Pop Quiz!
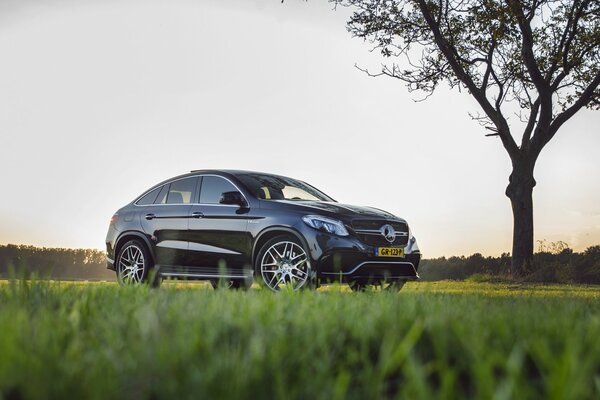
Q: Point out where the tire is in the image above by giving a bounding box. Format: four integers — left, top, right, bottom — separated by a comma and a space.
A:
255, 235, 314, 291
116, 240, 160, 287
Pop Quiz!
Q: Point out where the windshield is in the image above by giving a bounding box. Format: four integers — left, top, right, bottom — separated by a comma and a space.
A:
235, 173, 334, 202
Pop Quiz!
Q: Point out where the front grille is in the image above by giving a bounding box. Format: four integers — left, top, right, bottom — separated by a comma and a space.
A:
352, 219, 409, 247
352, 220, 408, 231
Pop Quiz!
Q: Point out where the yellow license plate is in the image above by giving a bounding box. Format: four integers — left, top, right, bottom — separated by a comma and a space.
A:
376, 247, 404, 257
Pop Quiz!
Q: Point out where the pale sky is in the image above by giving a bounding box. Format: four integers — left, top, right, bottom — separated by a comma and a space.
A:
1, 0, 599, 258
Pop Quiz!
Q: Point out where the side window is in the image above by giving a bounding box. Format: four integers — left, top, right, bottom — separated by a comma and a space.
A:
136, 186, 162, 205
154, 185, 169, 204
166, 177, 198, 204
199, 176, 238, 204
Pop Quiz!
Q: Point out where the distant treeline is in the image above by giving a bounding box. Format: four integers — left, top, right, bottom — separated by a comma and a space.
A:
420, 245, 600, 284
0, 244, 115, 281
2, 243, 600, 284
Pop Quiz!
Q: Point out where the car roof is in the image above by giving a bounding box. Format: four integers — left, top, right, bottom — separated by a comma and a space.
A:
144, 170, 290, 192
190, 169, 273, 176
189, 169, 298, 181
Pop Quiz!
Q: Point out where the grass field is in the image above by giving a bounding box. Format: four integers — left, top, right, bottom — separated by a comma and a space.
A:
1, 280, 599, 399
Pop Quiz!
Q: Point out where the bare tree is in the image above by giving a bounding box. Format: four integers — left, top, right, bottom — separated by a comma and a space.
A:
332, 0, 600, 273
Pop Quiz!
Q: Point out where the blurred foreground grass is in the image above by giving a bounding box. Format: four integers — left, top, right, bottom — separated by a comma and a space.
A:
0, 280, 599, 399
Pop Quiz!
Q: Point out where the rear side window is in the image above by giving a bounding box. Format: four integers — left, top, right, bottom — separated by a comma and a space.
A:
136, 186, 162, 205
167, 177, 198, 204
199, 176, 238, 204
154, 185, 168, 204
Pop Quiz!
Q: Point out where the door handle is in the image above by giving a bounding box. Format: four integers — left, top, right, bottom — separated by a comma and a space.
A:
145, 213, 155, 220
191, 212, 204, 219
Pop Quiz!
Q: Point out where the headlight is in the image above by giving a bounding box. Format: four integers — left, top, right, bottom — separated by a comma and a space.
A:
302, 215, 349, 236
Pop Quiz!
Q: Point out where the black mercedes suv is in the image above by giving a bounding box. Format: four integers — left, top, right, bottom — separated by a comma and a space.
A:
105, 170, 420, 291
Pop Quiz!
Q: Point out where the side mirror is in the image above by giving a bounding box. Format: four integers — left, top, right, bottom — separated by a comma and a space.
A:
219, 191, 248, 207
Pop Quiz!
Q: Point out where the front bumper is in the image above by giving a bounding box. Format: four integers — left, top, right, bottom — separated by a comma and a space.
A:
317, 250, 420, 282
297, 224, 421, 283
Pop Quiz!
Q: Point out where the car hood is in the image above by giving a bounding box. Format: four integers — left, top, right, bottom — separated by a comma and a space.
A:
269, 200, 404, 221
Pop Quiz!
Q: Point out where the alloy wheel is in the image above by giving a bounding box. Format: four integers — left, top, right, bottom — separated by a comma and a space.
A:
117, 244, 145, 284
260, 240, 310, 291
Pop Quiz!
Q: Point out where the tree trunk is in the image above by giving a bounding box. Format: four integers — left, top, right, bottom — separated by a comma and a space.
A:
505, 161, 536, 275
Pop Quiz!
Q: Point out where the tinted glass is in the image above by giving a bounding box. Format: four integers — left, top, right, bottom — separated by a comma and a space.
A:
137, 186, 161, 205
154, 185, 168, 204
200, 176, 237, 204
235, 173, 332, 201
167, 177, 197, 204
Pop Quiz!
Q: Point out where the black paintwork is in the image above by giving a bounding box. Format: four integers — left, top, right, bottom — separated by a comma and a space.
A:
105, 170, 421, 284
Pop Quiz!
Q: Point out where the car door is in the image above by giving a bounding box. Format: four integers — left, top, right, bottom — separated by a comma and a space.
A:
187, 175, 252, 274
140, 177, 199, 267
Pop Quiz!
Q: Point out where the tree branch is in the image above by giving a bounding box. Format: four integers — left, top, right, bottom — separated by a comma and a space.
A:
521, 98, 541, 149
481, 41, 496, 94
509, 0, 551, 96
417, 0, 519, 159
546, 0, 582, 79
549, 72, 600, 137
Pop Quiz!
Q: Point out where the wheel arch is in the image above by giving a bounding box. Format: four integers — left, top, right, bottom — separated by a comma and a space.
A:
252, 227, 312, 268
114, 231, 155, 265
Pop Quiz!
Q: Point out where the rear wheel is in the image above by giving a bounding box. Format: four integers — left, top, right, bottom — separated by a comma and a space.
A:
116, 240, 160, 287
255, 235, 314, 291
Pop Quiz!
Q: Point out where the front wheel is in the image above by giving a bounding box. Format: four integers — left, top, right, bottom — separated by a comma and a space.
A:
255, 235, 314, 291
116, 240, 160, 287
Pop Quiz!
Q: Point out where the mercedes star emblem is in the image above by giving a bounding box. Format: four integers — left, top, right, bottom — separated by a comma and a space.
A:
380, 224, 396, 243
